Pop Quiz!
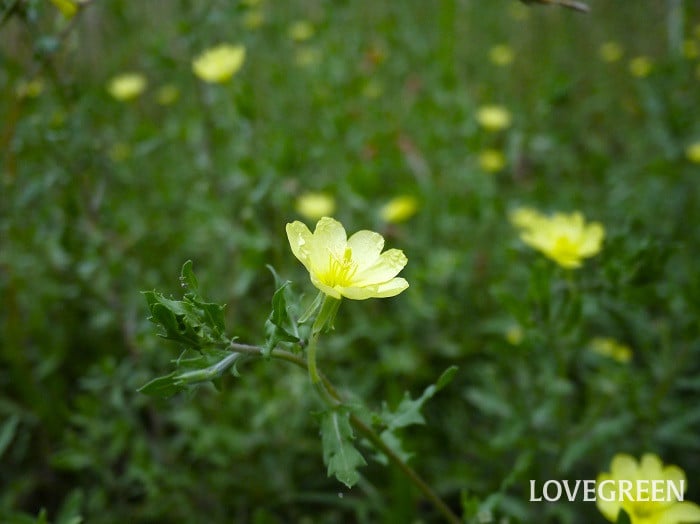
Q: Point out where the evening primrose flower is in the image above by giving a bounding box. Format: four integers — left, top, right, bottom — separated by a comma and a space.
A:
629, 56, 653, 78
380, 195, 419, 223
295, 192, 336, 220
489, 44, 514, 66
476, 105, 512, 132
509, 207, 545, 230
599, 41, 624, 63
192, 44, 245, 83
286, 217, 408, 300
597, 453, 700, 524
685, 142, 700, 164
288, 20, 314, 42
513, 210, 605, 269
107, 73, 147, 101
478, 149, 506, 173
590, 337, 632, 363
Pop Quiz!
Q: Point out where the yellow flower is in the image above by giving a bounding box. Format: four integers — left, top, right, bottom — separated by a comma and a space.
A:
288, 20, 314, 42
50, 0, 79, 18
590, 337, 632, 363
513, 210, 605, 269
380, 195, 419, 223
286, 217, 409, 300
629, 56, 653, 78
478, 149, 506, 173
476, 105, 512, 132
509, 207, 545, 230
295, 192, 336, 220
192, 44, 246, 84
683, 40, 699, 60
597, 454, 700, 524
505, 324, 524, 346
489, 44, 514, 66
156, 84, 179, 106
107, 73, 147, 101
599, 41, 624, 63
686, 142, 700, 163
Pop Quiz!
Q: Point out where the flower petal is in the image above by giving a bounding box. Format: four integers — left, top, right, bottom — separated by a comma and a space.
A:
286, 221, 313, 269
611, 454, 640, 482
596, 473, 621, 522
310, 274, 342, 300
309, 217, 347, 273
339, 277, 409, 300
354, 249, 407, 286
656, 502, 700, 524
347, 230, 384, 268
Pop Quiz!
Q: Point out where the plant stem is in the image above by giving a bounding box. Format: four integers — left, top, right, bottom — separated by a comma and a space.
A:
228, 342, 461, 524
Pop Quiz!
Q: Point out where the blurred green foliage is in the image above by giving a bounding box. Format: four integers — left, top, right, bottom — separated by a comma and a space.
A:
1, 0, 699, 522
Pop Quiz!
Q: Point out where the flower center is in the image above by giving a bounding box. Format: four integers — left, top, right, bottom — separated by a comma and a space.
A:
323, 247, 358, 287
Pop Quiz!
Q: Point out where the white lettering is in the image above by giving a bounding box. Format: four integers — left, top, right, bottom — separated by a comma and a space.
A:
651, 480, 665, 501
562, 480, 581, 501
582, 480, 596, 501
619, 480, 633, 501
598, 479, 616, 502
637, 480, 649, 502
668, 480, 685, 502
543, 480, 562, 502
530, 480, 542, 502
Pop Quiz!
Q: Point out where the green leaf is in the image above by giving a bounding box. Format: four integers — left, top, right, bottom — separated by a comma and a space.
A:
138, 373, 186, 398
319, 408, 366, 488
616, 509, 632, 524
381, 366, 457, 431
0, 414, 19, 459
179, 260, 199, 294
264, 280, 300, 356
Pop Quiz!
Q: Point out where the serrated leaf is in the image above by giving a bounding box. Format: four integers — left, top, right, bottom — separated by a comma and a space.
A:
320, 408, 366, 488
179, 260, 199, 294
138, 373, 186, 398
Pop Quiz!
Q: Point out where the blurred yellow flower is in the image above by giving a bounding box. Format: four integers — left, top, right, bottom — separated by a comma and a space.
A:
192, 44, 246, 83
686, 142, 700, 163
16, 78, 44, 98
295, 192, 336, 220
380, 195, 419, 223
288, 20, 314, 42
513, 209, 605, 269
509, 207, 544, 230
107, 73, 147, 101
683, 40, 699, 60
50, 0, 79, 18
599, 41, 623, 63
489, 44, 514, 66
597, 454, 700, 524
505, 324, 524, 345
478, 149, 506, 173
286, 217, 409, 300
156, 84, 179, 106
589, 337, 632, 363
476, 105, 512, 132
629, 56, 653, 78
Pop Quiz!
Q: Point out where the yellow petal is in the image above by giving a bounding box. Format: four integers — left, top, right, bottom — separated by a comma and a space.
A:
596, 473, 622, 522
286, 221, 313, 269
347, 230, 384, 268
657, 502, 700, 524
354, 249, 407, 286
611, 454, 640, 482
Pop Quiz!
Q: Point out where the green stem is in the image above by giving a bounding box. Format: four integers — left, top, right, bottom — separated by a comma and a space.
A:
228, 342, 461, 524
